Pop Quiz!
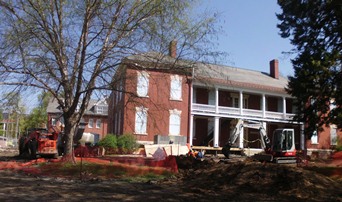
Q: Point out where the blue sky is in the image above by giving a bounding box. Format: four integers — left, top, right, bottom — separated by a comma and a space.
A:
203, 0, 295, 77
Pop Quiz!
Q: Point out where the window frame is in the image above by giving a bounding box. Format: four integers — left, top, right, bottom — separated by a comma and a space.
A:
137, 71, 149, 97
170, 75, 182, 101
330, 125, 337, 146
96, 119, 101, 129
169, 109, 181, 136
311, 130, 318, 144
135, 107, 148, 135
88, 118, 94, 128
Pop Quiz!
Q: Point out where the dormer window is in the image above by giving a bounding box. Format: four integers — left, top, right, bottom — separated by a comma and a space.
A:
96, 105, 108, 114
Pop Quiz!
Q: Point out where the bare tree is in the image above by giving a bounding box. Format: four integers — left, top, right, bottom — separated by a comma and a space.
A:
0, 0, 222, 162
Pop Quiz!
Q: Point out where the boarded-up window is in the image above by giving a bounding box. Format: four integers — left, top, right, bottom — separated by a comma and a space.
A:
169, 109, 181, 136
170, 75, 182, 100
137, 71, 149, 97
135, 107, 148, 134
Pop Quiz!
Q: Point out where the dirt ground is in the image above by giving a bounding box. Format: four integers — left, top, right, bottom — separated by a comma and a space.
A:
0, 149, 342, 202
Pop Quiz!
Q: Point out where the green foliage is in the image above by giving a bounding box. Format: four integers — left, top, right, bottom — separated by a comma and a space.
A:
335, 138, 342, 151
117, 133, 138, 152
0, 0, 221, 161
98, 134, 138, 154
98, 134, 117, 149
22, 91, 51, 130
277, 0, 342, 137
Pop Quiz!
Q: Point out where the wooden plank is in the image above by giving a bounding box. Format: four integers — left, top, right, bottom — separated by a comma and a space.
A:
192, 146, 242, 151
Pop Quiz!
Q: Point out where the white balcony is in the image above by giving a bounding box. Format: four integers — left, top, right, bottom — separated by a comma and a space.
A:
191, 103, 295, 121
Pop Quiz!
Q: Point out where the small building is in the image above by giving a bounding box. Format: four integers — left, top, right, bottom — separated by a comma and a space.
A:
47, 98, 108, 142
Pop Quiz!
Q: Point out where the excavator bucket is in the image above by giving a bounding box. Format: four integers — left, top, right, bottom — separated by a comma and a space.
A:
252, 153, 273, 162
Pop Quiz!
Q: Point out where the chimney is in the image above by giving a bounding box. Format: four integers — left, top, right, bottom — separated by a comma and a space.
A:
169, 40, 177, 58
270, 59, 279, 79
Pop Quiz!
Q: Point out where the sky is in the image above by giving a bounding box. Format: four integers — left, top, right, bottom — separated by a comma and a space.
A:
203, 0, 296, 77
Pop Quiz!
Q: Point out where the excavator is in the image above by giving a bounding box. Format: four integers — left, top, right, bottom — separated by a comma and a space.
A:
222, 119, 297, 164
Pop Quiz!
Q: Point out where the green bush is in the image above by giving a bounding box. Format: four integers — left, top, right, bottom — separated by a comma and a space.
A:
98, 134, 117, 149
117, 133, 138, 153
336, 138, 342, 151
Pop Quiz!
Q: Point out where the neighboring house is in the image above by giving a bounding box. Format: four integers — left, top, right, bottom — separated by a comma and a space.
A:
306, 99, 341, 158
108, 42, 341, 157
47, 98, 109, 141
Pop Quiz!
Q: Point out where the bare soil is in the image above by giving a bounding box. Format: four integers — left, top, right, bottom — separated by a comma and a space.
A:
0, 149, 342, 202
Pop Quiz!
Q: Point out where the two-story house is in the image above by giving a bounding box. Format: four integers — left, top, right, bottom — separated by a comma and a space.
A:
108, 42, 341, 157
108, 44, 191, 145
47, 98, 109, 142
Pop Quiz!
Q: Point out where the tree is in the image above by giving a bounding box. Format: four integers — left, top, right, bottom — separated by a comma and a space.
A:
0, 92, 25, 139
23, 91, 51, 130
0, 0, 221, 162
277, 0, 342, 138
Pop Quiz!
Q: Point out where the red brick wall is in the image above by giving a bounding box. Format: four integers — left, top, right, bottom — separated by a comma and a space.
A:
82, 115, 108, 140
47, 113, 108, 140
219, 91, 230, 107
193, 118, 208, 145
247, 94, 261, 110
195, 88, 208, 104
306, 125, 342, 150
267, 96, 278, 112
121, 68, 190, 143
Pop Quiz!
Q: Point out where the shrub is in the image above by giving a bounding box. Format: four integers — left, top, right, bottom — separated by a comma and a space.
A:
98, 134, 117, 149
336, 138, 342, 151
117, 133, 138, 154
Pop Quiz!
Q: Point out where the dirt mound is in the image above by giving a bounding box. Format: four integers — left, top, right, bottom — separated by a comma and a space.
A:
164, 159, 342, 201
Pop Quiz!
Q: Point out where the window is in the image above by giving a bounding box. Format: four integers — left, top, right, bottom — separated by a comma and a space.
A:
233, 97, 239, 108
331, 125, 337, 146
231, 93, 248, 108
135, 107, 148, 134
170, 75, 182, 100
88, 119, 94, 128
169, 109, 181, 136
96, 119, 101, 129
311, 130, 318, 144
96, 105, 108, 114
51, 118, 57, 126
137, 71, 149, 97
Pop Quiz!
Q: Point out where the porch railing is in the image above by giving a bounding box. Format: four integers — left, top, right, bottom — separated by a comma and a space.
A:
192, 103, 295, 121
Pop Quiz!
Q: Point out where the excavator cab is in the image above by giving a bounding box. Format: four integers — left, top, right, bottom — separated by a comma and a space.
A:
271, 129, 296, 158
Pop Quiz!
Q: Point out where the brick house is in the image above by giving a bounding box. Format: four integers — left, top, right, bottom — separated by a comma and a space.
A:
108, 43, 341, 157
47, 98, 108, 142
108, 47, 191, 144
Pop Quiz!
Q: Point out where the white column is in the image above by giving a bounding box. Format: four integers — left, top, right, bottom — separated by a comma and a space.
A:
189, 115, 194, 146
239, 90, 243, 115
214, 117, 220, 147
283, 97, 287, 119
262, 94, 266, 118
239, 128, 244, 148
215, 87, 219, 113
189, 83, 194, 146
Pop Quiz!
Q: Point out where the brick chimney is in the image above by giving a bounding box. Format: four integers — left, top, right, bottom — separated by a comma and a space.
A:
270, 59, 279, 79
169, 40, 177, 58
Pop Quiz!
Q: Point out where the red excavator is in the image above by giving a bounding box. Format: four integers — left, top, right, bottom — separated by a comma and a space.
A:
222, 119, 297, 163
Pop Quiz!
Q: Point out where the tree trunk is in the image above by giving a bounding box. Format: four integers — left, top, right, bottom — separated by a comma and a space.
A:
62, 122, 77, 163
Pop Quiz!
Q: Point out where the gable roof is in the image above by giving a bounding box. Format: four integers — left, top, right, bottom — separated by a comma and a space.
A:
193, 63, 288, 94
47, 98, 108, 116
122, 52, 289, 94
